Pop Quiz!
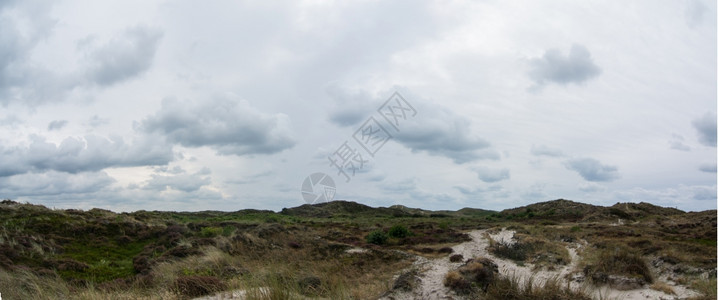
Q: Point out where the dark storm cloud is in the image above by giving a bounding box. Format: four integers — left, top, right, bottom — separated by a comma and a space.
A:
83, 26, 162, 86
692, 112, 717, 147
474, 167, 510, 183
140, 96, 295, 156
47, 120, 68, 131
0, 134, 173, 177
528, 44, 601, 87
530, 144, 565, 157
564, 158, 620, 182
393, 104, 499, 164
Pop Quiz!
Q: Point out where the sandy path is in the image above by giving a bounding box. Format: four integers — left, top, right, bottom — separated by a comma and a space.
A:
381, 229, 701, 300
195, 228, 701, 300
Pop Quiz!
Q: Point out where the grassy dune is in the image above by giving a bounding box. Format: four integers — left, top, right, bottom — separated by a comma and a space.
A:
0, 199, 714, 299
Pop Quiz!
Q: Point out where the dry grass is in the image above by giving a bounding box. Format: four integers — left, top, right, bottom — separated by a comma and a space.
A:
484, 274, 592, 300
0, 200, 714, 300
581, 247, 653, 284
487, 231, 570, 269
687, 277, 717, 300
649, 281, 675, 295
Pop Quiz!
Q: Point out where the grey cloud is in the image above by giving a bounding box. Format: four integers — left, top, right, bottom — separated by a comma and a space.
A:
0, 1, 66, 106
669, 141, 691, 151
379, 178, 417, 194
47, 120, 68, 131
522, 183, 547, 200
143, 168, 211, 192
669, 134, 691, 151
0, 134, 173, 177
141, 96, 295, 156
528, 44, 601, 87
699, 162, 717, 173
326, 85, 376, 127
226, 170, 273, 185
0, 6, 35, 100
393, 103, 499, 164
454, 184, 503, 196
83, 26, 162, 86
474, 166, 510, 183
365, 170, 387, 182
530, 144, 565, 157
692, 185, 717, 200
685, 0, 709, 27
613, 185, 717, 210
0, 171, 115, 197
153, 165, 186, 175
564, 157, 620, 182
0, 115, 22, 127
578, 182, 604, 193
692, 112, 717, 147
87, 115, 109, 128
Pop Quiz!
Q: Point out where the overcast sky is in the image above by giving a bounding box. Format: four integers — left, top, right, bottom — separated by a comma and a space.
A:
0, 0, 715, 212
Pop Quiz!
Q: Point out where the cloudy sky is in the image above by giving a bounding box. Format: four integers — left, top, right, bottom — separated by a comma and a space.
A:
0, 0, 715, 212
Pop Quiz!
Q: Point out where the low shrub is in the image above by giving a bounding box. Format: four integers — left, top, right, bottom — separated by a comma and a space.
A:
444, 257, 497, 293
366, 230, 388, 245
584, 248, 653, 285
388, 225, 410, 238
449, 254, 464, 262
438, 247, 453, 254
174, 275, 226, 297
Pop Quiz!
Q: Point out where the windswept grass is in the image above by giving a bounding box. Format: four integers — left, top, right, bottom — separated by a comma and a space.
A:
484, 275, 593, 300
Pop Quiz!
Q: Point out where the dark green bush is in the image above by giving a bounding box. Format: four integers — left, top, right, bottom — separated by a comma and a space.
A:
366, 230, 388, 245
388, 225, 410, 238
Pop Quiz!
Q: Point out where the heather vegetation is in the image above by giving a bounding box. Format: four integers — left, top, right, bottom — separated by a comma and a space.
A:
0, 199, 714, 299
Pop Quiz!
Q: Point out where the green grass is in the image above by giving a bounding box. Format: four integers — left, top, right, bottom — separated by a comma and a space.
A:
59, 239, 151, 282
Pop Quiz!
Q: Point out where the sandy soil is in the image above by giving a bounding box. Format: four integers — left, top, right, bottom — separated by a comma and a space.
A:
380, 229, 701, 300
195, 228, 702, 300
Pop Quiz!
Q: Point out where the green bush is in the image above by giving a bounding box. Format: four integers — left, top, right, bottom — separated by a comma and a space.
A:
366, 230, 388, 245
388, 225, 410, 238
200, 227, 222, 238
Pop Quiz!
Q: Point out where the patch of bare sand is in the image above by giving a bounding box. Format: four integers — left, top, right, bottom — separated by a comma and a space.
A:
381, 229, 701, 300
